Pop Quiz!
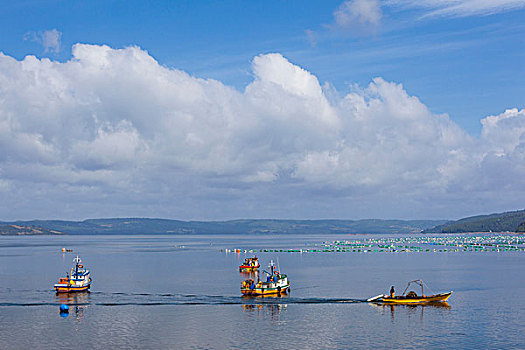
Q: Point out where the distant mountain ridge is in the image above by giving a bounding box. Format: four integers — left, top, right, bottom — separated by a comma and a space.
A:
0, 224, 63, 236
425, 209, 525, 233
4, 209, 525, 235
0, 218, 446, 235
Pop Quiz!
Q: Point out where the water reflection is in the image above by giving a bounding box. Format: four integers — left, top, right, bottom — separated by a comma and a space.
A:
242, 303, 287, 321
55, 292, 90, 322
241, 293, 290, 300
239, 270, 259, 278
369, 302, 451, 322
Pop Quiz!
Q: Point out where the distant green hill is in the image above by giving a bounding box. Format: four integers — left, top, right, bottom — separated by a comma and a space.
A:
0, 218, 446, 235
425, 209, 525, 233
7, 210, 525, 235
0, 224, 63, 235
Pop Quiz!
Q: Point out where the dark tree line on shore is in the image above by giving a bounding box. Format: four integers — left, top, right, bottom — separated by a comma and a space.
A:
426, 209, 525, 233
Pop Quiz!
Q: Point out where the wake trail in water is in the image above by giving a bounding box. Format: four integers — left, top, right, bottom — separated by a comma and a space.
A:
0, 291, 367, 307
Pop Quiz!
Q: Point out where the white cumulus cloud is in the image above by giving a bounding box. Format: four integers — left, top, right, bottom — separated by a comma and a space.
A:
0, 44, 523, 220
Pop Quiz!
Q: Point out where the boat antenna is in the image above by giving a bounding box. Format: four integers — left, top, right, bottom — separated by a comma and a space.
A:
277, 257, 281, 272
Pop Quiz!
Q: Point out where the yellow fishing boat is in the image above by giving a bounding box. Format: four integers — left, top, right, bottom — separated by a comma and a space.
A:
241, 260, 290, 296
54, 256, 91, 293
368, 279, 452, 304
380, 292, 452, 304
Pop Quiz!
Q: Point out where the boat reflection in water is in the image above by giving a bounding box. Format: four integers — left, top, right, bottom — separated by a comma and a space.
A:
239, 269, 259, 279
55, 292, 90, 322
370, 301, 451, 322
242, 303, 287, 320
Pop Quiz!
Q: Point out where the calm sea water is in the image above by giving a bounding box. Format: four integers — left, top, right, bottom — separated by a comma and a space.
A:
0, 234, 524, 349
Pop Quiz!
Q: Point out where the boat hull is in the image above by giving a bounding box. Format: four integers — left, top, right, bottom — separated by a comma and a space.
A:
381, 292, 452, 304
54, 284, 90, 293
239, 265, 259, 271
241, 284, 290, 296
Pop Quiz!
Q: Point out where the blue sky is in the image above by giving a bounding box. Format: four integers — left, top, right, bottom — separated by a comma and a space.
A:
0, 1, 524, 220
2, 0, 523, 134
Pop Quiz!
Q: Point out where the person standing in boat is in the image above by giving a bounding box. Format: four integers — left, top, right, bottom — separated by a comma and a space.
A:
390, 286, 395, 298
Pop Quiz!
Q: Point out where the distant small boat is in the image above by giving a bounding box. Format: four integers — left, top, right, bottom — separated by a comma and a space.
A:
239, 256, 260, 271
54, 256, 91, 293
368, 280, 452, 304
241, 260, 290, 296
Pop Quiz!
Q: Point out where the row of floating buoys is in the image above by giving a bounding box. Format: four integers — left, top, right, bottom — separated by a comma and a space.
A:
224, 247, 525, 253
222, 234, 525, 254
223, 249, 257, 253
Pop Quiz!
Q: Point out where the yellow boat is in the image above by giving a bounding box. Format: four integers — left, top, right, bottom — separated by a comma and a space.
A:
368, 279, 452, 304
54, 256, 91, 293
241, 260, 290, 296
380, 292, 453, 304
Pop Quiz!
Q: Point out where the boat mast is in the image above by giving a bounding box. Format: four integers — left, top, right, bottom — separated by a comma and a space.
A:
73, 256, 81, 277
402, 279, 424, 296
269, 260, 275, 275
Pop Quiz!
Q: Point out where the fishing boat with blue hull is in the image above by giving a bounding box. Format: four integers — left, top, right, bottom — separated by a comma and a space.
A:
367, 279, 452, 304
241, 260, 290, 296
54, 256, 91, 293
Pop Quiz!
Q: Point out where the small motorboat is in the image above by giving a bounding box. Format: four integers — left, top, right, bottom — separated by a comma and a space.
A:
239, 256, 260, 272
367, 279, 452, 304
54, 256, 91, 293
241, 260, 290, 296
